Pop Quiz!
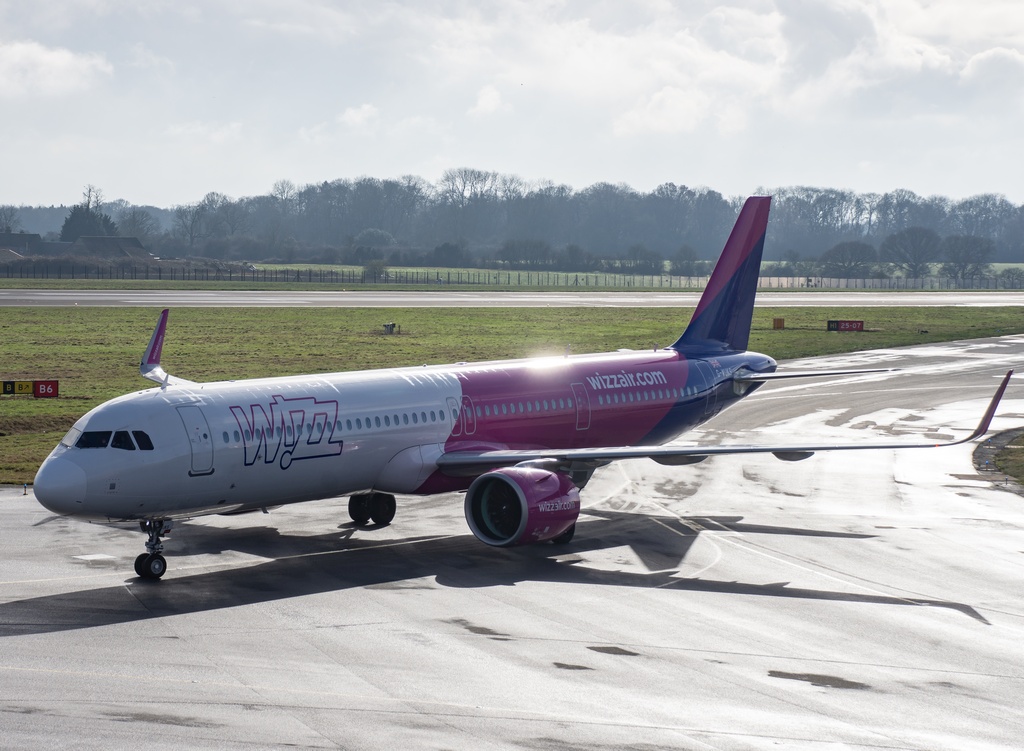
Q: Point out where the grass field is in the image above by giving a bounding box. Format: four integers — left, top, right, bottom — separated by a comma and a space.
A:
3, 305, 1024, 484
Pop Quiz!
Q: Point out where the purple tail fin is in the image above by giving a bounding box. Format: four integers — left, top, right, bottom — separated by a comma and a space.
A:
669, 196, 771, 352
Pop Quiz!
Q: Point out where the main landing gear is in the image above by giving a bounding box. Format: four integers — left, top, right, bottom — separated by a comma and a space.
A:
551, 523, 576, 545
348, 492, 397, 526
134, 519, 173, 580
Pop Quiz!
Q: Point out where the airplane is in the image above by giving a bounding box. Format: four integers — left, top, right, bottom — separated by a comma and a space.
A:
32, 196, 1013, 580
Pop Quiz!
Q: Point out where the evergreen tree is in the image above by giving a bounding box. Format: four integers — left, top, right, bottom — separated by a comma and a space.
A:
59, 204, 118, 242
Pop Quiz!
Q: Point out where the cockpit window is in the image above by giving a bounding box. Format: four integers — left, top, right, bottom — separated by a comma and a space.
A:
60, 427, 82, 448
111, 431, 136, 451
75, 431, 112, 449
132, 431, 155, 451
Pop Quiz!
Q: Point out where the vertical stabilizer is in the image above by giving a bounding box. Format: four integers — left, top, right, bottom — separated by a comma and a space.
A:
669, 196, 771, 352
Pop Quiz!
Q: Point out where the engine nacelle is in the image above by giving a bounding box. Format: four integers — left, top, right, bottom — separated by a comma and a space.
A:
465, 467, 580, 547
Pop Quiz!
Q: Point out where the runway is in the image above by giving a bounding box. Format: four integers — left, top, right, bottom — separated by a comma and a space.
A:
2, 338, 1024, 749
3, 288, 1024, 307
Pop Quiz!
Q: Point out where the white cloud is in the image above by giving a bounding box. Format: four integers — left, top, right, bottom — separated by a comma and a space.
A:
164, 121, 243, 144
337, 103, 379, 130
0, 40, 112, 97
613, 85, 712, 136
298, 121, 332, 145
126, 42, 174, 72
390, 114, 445, 136
961, 46, 1024, 84
240, 1, 360, 43
468, 84, 510, 116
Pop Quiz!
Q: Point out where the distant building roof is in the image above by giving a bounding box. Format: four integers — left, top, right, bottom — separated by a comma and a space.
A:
35, 241, 73, 256
68, 236, 151, 259
0, 232, 42, 253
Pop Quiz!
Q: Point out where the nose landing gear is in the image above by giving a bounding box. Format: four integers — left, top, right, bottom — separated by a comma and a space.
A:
134, 519, 173, 580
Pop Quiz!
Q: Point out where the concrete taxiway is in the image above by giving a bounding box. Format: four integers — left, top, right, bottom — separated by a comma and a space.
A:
3, 288, 1024, 307
2, 337, 1024, 749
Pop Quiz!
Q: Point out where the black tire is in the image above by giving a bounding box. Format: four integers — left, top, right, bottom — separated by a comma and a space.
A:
370, 494, 397, 526
140, 553, 167, 580
551, 523, 576, 545
348, 495, 373, 524
134, 553, 149, 577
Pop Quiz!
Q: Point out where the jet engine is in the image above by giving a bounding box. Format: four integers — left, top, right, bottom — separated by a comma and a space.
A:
465, 467, 580, 547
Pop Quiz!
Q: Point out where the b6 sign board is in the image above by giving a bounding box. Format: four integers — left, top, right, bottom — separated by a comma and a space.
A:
33, 380, 59, 398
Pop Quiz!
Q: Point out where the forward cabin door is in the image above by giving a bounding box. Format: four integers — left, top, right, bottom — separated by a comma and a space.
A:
461, 395, 477, 435
177, 405, 215, 476
446, 395, 477, 436
446, 397, 463, 437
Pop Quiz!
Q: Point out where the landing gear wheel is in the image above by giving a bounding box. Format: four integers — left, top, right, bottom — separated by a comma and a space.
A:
370, 494, 397, 526
136, 553, 167, 580
551, 523, 576, 545
348, 495, 373, 524
136, 519, 172, 579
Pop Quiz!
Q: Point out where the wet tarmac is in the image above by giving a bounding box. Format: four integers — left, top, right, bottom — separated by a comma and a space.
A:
2, 338, 1024, 749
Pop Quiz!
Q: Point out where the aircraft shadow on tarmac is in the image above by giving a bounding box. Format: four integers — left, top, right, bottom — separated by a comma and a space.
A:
0, 511, 987, 638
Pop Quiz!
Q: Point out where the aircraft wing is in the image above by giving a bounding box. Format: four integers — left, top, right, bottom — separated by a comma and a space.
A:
436, 370, 1012, 476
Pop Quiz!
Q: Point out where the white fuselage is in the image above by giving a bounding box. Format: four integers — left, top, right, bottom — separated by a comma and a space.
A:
37, 364, 470, 521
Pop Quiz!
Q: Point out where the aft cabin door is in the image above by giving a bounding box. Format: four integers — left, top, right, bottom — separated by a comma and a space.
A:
694, 362, 718, 418
571, 383, 591, 430
177, 405, 215, 476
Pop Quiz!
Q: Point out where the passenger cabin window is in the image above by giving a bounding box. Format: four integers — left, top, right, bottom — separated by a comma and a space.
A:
111, 431, 136, 450
76, 431, 112, 449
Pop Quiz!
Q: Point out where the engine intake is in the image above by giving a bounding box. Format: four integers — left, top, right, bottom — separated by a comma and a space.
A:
465, 467, 580, 547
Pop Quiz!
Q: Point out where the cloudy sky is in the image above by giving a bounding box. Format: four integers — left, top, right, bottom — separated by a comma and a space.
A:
2, 0, 1023, 208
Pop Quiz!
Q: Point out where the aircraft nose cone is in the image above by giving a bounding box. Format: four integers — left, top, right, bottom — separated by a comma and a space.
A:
34, 456, 87, 514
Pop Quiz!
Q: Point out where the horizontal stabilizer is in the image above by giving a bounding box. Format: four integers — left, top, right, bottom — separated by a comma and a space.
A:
734, 367, 898, 382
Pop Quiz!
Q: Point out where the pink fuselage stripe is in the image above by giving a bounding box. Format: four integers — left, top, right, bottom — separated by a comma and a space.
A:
413, 348, 766, 494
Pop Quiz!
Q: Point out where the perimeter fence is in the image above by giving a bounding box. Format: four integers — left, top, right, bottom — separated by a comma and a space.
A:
1, 263, 1020, 290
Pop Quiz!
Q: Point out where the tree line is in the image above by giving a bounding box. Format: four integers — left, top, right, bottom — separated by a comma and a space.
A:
3, 174, 1023, 282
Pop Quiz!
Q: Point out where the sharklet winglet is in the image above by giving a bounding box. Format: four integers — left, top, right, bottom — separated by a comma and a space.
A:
966, 369, 1013, 441
139, 308, 196, 386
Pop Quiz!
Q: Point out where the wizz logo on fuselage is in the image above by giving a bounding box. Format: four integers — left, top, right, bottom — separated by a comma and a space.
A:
230, 395, 343, 469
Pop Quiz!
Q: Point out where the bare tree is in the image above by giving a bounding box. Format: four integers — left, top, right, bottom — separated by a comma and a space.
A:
818, 241, 878, 278
81, 184, 105, 212
200, 192, 230, 237
271, 179, 297, 204
0, 205, 21, 232
939, 235, 994, 283
217, 199, 251, 237
879, 227, 941, 278
116, 206, 160, 245
173, 202, 208, 248
946, 194, 1016, 241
